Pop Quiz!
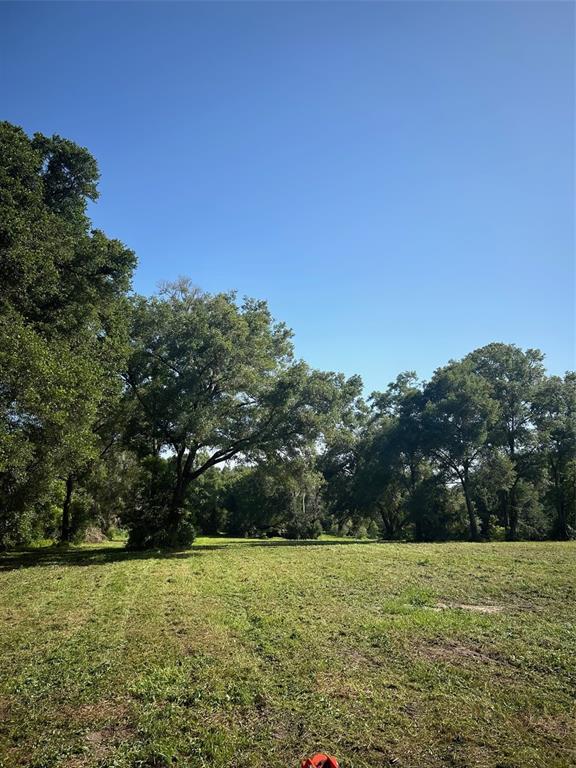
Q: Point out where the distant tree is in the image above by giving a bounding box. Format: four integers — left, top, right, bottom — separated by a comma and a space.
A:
370, 372, 426, 500
222, 461, 324, 539
366, 518, 380, 539
421, 362, 497, 540
408, 476, 461, 541
186, 464, 230, 536
363, 373, 431, 539
532, 373, 576, 539
351, 425, 410, 539
470, 453, 515, 538
319, 394, 369, 525
466, 343, 547, 539
223, 467, 277, 537
278, 458, 326, 539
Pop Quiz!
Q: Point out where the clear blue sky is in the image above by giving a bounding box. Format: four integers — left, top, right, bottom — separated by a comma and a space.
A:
2, 1, 574, 393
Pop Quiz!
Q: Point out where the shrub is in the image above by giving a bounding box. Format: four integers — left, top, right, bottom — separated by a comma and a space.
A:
126, 517, 196, 550
355, 524, 368, 539
367, 519, 380, 539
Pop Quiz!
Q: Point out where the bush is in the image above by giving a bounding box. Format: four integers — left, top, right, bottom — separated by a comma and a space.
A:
367, 519, 380, 539
83, 526, 108, 543
487, 515, 506, 541
122, 457, 198, 549
154, 519, 196, 549
284, 516, 323, 540
339, 519, 353, 537
126, 517, 196, 550
354, 524, 368, 539
327, 519, 340, 536
69, 492, 94, 544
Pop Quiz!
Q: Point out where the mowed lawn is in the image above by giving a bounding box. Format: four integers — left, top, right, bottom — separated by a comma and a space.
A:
0, 540, 575, 768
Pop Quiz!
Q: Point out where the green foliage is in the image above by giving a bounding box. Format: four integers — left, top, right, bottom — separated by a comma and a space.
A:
323, 345, 574, 544
124, 280, 359, 545
532, 373, 576, 539
186, 465, 230, 535
471, 452, 516, 537
421, 361, 498, 539
354, 522, 368, 539
408, 477, 462, 541
216, 460, 325, 539
366, 518, 380, 539
0, 122, 135, 546
466, 343, 547, 539
222, 467, 281, 537
0, 122, 573, 547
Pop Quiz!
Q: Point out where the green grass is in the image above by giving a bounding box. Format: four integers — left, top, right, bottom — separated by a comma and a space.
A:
0, 539, 575, 768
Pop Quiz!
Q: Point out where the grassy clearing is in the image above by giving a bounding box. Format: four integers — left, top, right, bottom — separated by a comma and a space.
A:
0, 539, 575, 768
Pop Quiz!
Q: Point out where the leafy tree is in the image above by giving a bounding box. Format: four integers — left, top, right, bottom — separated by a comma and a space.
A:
366, 518, 380, 539
351, 425, 410, 539
408, 475, 461, 541
186, 464, 230, 536
0, 314, 103, 544
466, 343, 546, 539
421, 362, 497, 540
532, 373, 576, 539
125, 280, 361, 546
370, 372, 426, 500
0, 122, 135, 546
277, 458, 326, 539
361, 373, 431, 539
84, 448, 141, 538
222, 462, 323, 539
470, 453, 515, 538
224, 467, 278, 537
319, 397, 369, 522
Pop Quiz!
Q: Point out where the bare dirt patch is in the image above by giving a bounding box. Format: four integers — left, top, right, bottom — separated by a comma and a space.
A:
76, 698, 130, 723
523, 712, 576, 744
82, 720, 136, 762
61, 758, 90, 768
418, 640, 508, 666
57, 698, 136, 764
434, 602, 503, 614
315, 670, 368, 701
60, 698, 132, 729
0, 696, 13, 721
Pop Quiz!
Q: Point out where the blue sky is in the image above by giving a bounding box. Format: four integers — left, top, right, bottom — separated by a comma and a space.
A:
2, 1, 574, 393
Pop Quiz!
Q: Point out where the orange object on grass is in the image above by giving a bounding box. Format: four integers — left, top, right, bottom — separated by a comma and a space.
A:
301, 754, 339, 768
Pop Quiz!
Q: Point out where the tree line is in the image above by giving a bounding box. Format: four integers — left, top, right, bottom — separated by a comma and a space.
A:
1, 122, 574, 549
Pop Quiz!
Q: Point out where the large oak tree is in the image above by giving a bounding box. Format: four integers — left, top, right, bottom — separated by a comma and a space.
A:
125, 280, 362, 545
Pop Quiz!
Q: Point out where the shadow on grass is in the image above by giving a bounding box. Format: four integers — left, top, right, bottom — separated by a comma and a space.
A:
0, 537, 375, 572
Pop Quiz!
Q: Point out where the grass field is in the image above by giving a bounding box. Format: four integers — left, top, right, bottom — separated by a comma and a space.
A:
0, 539, 575, 768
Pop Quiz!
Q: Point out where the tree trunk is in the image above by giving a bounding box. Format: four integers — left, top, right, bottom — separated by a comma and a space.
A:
506, 439, 518, 541
461, 466, 479, 541
477, 495, 491, 539
556, 499, 568, 540
167, 447, 196, 529
379, 503, 401, 539
552, 462, 568, 540
61, 475, 74, 543
506, 486, 519, 541
167, 485, 186, 529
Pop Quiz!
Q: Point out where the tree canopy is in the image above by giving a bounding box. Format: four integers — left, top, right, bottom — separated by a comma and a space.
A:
0, 122, 135, 545
0, 122, 574, 548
